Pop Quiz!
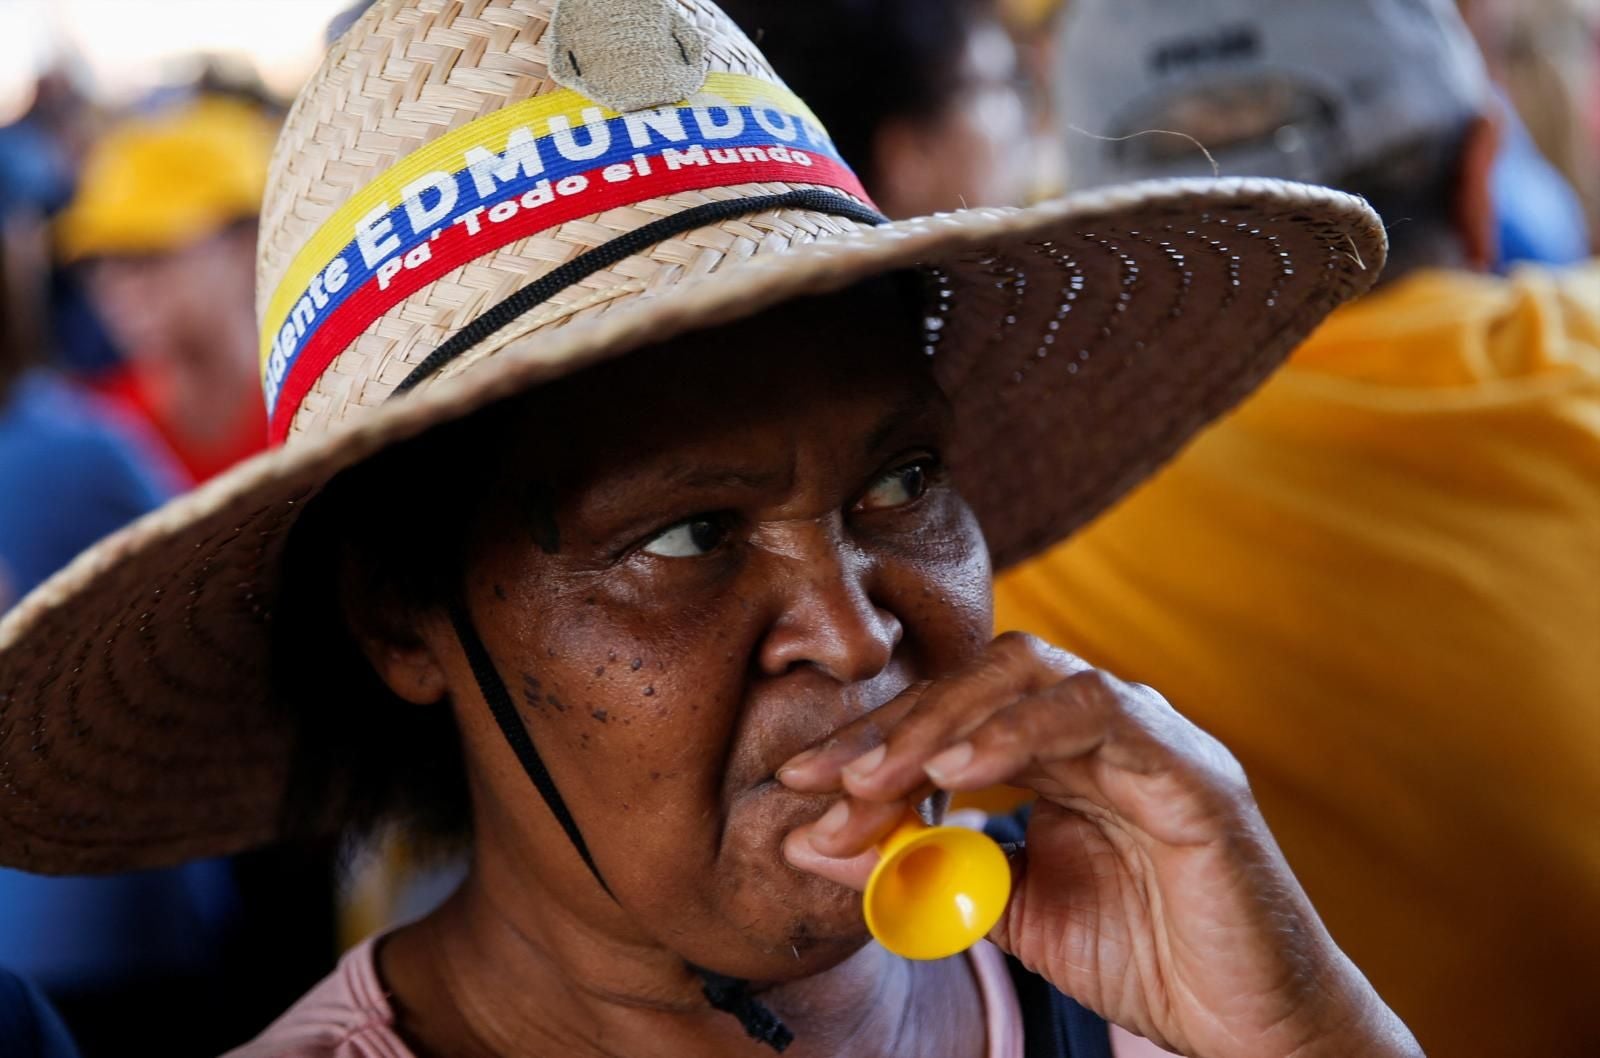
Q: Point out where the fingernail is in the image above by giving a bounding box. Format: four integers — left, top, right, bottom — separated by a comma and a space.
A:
844, 744, 887, 780
924, 741, 975, 784
779, 746, 820, 775
812, 800, 850, 838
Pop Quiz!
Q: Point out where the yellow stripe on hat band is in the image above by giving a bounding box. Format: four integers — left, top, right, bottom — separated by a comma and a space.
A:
259, 72, 824, 364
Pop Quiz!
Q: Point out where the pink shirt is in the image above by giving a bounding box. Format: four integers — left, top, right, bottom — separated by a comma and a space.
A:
226, 937, 1027, 1058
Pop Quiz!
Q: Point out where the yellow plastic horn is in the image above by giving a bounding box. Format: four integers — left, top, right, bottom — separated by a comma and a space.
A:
863, 809, 1012, 960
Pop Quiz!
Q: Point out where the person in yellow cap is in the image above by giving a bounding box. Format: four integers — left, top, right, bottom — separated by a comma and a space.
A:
57, 94, 276, 483
1001, 2, 1600, 1055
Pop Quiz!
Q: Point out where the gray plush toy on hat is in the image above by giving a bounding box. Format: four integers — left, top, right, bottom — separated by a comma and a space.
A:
549, 0, 710, 111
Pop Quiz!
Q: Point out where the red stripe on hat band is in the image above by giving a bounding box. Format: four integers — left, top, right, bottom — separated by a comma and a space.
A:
269, 151, 869, 442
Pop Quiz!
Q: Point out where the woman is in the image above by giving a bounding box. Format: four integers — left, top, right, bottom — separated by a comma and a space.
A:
0, 1, 1408, 1056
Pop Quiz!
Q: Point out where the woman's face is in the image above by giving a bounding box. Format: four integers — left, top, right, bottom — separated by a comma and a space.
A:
394, 289, 994, 981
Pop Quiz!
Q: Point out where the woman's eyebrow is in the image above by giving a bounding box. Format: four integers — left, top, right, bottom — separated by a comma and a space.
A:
574, 461, 786, 526
575, 394, 945, 520
666, 466, 789, 491
865, 397, 945, 456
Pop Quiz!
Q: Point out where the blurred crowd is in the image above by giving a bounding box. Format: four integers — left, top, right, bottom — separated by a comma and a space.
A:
0, 1, 1596, 1056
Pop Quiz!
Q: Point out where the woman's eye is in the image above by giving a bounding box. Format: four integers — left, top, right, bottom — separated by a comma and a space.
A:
857, 461, 933, 512
641, 517, 729, 558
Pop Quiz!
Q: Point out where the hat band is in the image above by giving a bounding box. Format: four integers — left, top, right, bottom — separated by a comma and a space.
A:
259, 73, 873, 442
391, 188, 888, 397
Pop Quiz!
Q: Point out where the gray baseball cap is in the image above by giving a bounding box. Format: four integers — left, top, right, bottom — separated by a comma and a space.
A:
1055, 0, 1492, 190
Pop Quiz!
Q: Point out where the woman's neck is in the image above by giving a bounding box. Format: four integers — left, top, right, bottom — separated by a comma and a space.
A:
377, 871, 987, 1058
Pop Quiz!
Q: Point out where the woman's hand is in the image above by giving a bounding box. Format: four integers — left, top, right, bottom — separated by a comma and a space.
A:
777, 633, 1421, 1058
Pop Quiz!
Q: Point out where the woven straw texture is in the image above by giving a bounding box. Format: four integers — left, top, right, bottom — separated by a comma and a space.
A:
261, 0, 870, 441
0, 0, 1388, 874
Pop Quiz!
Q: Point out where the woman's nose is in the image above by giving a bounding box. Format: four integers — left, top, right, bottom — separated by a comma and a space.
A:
756, 524, 903, 684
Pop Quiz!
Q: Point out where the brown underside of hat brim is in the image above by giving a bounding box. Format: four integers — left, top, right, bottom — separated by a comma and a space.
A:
0, 178, 1385, 874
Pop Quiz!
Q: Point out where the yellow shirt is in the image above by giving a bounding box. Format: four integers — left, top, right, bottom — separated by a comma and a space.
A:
995, 266, 1600, 1058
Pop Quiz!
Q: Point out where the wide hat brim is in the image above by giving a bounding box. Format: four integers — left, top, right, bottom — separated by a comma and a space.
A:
0, 177, 1384, 874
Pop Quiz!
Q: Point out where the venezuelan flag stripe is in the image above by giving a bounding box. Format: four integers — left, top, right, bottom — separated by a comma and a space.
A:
259, 74, 872, 441
263, 139, 868, 441
260, 72, 825, 368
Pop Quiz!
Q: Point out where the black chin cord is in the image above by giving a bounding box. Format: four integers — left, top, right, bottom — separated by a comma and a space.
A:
696, 968, 796, 1053
448, 599, 611, 895
447, 600, 793, 1052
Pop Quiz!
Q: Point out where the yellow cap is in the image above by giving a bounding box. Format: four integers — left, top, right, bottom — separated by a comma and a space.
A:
864, 811, 1012, 961
1001, 0, 1066, 30
57, 96, 277, 262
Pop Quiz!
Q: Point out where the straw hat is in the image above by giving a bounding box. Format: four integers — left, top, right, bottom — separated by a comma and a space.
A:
0, 0, 1384, 875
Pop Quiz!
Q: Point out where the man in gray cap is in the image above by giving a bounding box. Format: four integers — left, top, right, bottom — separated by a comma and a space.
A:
1058, 0, 1499, 272
1054, 0, 1593, 263
995, 3, 1600, 1056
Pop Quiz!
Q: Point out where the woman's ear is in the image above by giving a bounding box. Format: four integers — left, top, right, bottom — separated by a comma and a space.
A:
337, 542, 450, 707
1455, 109, 1502, 272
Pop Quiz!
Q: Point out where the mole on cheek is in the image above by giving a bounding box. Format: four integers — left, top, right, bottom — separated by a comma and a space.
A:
521, 674, 543, 711
523, 673, 566, 712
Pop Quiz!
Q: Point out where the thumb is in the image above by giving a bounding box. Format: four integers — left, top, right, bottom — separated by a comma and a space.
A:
782, 824, 879, 891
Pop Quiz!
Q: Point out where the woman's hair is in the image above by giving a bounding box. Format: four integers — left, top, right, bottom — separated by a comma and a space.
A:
272, 402, 518, 855
716, 0, 993, 192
